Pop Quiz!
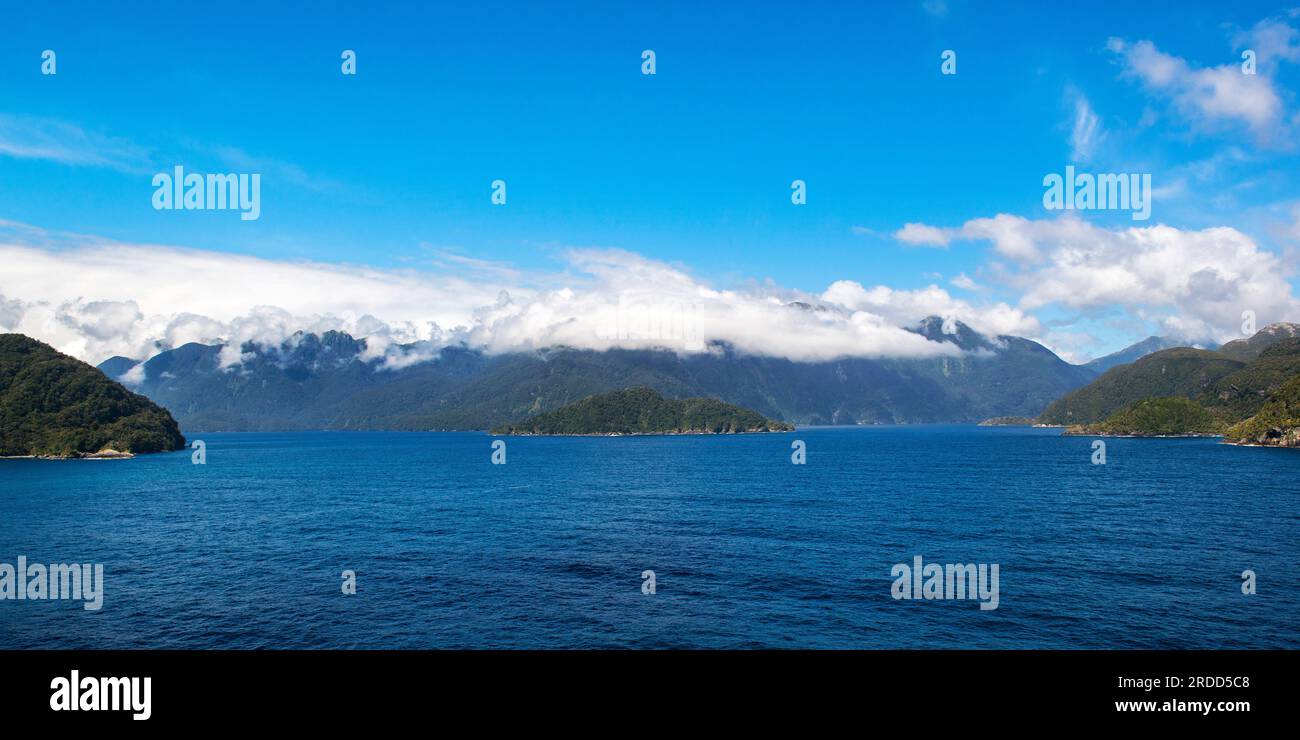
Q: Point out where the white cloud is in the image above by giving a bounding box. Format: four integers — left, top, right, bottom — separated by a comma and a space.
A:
1106, 35, 1292, 142
1068, 90, 1104, 161
894, 222, 953, 247
10, 212, 1292, 369
895, 213, 1091, 263
1234, 14, 1300, 71
818, 281, 1039, 339
0, 223, 1019, 366
0, 115, 151, 172
898, 214, 1300, 342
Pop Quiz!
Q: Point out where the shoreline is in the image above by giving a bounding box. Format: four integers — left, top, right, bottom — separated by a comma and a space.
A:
0, 450, 137, 460
1061, 431, 1222, 438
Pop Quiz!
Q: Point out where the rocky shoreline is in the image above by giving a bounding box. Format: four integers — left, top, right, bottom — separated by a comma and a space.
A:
1221, 426, 1300, 449
1, 448, 137, 460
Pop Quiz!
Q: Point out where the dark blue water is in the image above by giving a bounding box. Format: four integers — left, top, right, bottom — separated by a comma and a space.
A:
1, 426, 1296, 648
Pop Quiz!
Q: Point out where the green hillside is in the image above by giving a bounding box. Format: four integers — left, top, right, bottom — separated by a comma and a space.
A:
1065, 397, 1220, 437
1223, 375, 1300, 448
0, 334, 186, 457
1197, 338, 1300, 419
1040, 325, 1300, 443
1037, 348, 1242, 425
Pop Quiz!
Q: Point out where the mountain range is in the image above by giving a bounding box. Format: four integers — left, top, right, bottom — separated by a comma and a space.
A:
96, 316, 1118, 432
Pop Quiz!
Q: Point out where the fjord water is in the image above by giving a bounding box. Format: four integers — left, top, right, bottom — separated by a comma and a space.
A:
1, 426, 1296, 649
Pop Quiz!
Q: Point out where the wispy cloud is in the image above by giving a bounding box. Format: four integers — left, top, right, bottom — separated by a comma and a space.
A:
1066, 87, 1104, 161
0, 114, 152, 172
0, 114, 337, 193
920, 0, 949, 18
196, 142, 342, 193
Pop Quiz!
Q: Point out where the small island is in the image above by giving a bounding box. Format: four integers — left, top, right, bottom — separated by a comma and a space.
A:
490, 387, 794, 435
978, 416, 1035, 426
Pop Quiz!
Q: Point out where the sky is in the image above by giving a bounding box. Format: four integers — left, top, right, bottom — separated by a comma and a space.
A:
1, 0, 1299, 365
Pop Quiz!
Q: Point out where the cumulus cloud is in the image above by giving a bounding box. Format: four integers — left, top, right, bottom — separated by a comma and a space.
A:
0, 223, 1024, 366
820, 280, 1039, 339
895, 213, 1097, 263
896, 213, 1300, 342
1106, 30, 1294, 143
894, 222, 953, 247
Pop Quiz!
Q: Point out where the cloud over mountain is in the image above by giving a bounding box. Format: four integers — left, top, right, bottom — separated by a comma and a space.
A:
0, 223, 1033, 366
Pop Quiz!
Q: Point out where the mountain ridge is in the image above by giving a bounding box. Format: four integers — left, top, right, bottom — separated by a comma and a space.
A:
94, 316, 1103, 431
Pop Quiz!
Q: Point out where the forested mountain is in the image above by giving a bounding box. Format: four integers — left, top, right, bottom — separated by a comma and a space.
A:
1039, 328, 1300, 427
95, 317, 1100, 431
1039, 326, 1300, 444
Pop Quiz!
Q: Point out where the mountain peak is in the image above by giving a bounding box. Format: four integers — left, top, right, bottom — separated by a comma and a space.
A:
909, 315, 995, 352
1083, 335, 1184, 373
1218, 322, 1300, 361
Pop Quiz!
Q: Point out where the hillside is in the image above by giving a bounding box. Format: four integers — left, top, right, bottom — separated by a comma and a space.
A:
1223, 376, 1300, 448
1197, 338, 1300, 419
1064, 397, 1220, 437
1038, 323, 1300, 442
1037, 348, 1243, 425
490, 387, 793, 435
0, 334, 186, 457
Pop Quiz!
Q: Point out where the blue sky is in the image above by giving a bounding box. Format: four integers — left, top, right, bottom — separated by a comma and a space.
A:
1, 1, 1299, 364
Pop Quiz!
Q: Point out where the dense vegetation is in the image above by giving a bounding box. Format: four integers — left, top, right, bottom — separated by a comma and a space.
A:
1065, 397, 1220, 437
1197, 338, 1300, 419
1040, 325, 1300, 444
1223, 376, 1300, 448
0, 334, 185, 457
490, 387, 794, 435
978, 416, 1034, 426
1037, 348, 1243, 425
